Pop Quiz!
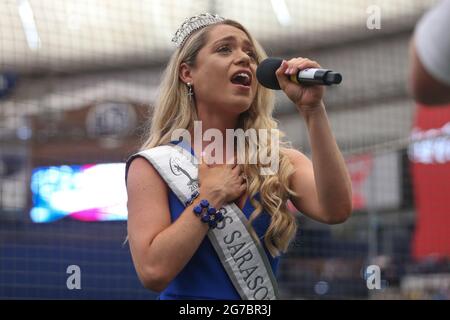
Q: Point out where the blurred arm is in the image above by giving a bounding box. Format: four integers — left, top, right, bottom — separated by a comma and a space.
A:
409, 0, 450, 106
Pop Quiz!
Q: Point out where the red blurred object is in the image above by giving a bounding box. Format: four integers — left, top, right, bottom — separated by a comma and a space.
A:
410, 104, 450, 260
346, 154, 374, 210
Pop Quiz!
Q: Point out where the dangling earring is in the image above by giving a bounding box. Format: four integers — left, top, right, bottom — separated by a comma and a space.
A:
187, 82, 194, 101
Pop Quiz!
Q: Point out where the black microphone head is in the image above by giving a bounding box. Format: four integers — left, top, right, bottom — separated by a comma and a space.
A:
256, 58, 283, 90
325, 72, 342, 85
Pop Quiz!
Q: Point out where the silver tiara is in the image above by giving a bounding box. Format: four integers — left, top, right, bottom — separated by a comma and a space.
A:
172, 13, 225, 48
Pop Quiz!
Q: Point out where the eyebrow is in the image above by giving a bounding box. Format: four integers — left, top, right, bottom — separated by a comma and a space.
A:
212, 36, 254, 49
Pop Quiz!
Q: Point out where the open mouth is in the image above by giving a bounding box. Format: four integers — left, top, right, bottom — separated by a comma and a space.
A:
230, 71, 252, 87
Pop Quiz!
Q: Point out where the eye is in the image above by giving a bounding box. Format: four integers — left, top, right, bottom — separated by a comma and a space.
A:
217, 45, 232, 53
246, 50, 257, 60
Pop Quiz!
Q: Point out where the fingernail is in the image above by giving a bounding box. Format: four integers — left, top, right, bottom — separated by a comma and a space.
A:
284, 68, 290, 75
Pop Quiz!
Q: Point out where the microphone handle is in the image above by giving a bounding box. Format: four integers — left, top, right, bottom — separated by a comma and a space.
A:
290, 68, 342, 86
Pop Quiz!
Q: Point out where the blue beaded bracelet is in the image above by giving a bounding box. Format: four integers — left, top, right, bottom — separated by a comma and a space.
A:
189, 192, 225, 229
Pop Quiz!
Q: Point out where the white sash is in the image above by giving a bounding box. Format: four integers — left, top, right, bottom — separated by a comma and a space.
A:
130, 143, 279, 300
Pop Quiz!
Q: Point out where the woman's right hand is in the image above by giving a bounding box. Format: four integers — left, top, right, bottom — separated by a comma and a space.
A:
198, 156, 247, 205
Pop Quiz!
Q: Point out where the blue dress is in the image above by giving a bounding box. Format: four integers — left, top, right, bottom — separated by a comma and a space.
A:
126, 141, 281, 300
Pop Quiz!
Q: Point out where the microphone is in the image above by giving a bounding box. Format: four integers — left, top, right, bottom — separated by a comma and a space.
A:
256, 57, 342, 90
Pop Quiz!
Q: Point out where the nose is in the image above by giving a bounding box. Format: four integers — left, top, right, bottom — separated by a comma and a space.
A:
235, 49, 251, 66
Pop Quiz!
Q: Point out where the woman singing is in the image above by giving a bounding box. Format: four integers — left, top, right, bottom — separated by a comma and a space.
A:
125, 13, 352, 300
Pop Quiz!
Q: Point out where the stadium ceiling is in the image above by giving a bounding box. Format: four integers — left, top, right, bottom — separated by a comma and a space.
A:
0, 0, 439, 74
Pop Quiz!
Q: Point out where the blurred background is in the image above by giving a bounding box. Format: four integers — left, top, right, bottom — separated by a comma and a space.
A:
1, 0, 449, 300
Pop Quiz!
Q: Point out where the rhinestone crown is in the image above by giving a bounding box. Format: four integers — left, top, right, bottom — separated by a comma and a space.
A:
172, 13, 225, 48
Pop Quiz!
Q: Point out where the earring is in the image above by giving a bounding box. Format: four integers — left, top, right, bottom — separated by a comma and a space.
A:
187, 82, 194, 101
